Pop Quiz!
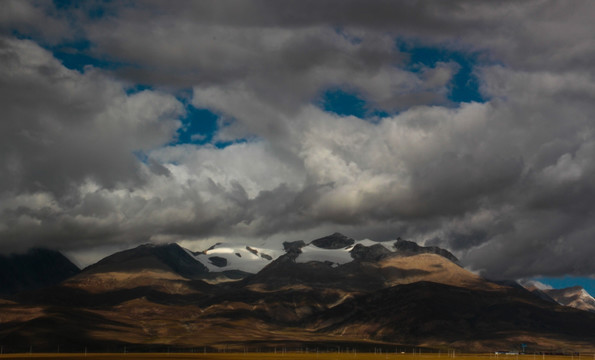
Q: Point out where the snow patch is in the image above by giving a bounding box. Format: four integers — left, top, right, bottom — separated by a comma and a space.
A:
185, 238, 398, 273
356, 238, 395, 251
296, 244, 354, 265
296, 238, 398, 266
190, 243, 283, 273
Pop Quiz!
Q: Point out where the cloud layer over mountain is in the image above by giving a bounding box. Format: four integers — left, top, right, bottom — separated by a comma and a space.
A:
1, 0, 594, 280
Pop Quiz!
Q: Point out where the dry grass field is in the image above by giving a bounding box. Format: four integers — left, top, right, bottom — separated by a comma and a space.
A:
0, 353, 592, 360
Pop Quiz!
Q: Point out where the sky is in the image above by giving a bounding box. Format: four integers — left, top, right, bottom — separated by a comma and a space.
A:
0, 0, 594, 292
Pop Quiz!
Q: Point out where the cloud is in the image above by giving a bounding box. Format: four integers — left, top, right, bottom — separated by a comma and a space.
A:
0, 36, 184, 251
79, 3, 460, 113
518, 279, 553, 291
0, 0, 72, 43
0, 1, 594, 281
0, 37, 183, 195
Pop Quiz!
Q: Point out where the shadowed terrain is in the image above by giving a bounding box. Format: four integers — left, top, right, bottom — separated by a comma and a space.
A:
0, 235, 594, 353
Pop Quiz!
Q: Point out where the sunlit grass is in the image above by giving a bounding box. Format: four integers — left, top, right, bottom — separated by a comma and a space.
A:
0, 353, 592, 360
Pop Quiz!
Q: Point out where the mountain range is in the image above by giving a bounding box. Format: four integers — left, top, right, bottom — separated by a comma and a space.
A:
0, 233, 594, 353
0, 248, 79, 294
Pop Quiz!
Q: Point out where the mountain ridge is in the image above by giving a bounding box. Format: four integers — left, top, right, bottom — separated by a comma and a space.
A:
0, 234, 594, 353
543, 286, 595, 313
0, 248, 80, 295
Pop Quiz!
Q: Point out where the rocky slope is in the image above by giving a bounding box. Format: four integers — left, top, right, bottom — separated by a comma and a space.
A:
0, 234, 594, 353
543, 286, 595, 313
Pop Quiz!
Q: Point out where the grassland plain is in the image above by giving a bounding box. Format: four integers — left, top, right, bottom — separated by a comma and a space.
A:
0, 353, 592, 360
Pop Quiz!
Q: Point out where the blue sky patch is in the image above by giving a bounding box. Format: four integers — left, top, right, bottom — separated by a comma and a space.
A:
398, 41, 485, 104
213, 138, 251, 149
125, 84, 154, 95
52, 0, 81, 10
319, 89, 389, 120
52, 0, 113, 19
49, 40, 127, 73
321, 89, 367, 118
318, 42, 486, 119
171, 104, 219, 146
536, 276, 595, 296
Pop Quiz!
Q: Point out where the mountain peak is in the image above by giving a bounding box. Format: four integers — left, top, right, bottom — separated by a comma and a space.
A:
190, 242, 281, 275
0, 248, 80, 294
349, 243, 392, 262
543, 286, 595, 313
311, 232, 355, 249
82, 242, 208, 279
395, 238, 459, 263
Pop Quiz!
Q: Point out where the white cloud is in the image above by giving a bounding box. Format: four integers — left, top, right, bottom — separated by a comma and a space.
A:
519, 279, 553, 291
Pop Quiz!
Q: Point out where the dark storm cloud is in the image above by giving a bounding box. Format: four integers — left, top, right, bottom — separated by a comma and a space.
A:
0, 1, 594, 281
76, 0, 595, 86
0, 37, 183, 197
0, 35, 183, 252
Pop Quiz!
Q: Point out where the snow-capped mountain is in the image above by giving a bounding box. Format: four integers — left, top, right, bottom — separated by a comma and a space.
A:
189, 232, 458, 275
4, 233, 595, 353
543, 286, 595, 313
190, 233, 378, 273
67, 233, 463, 289
294, 234, 394, 267
188, 243, 282, 274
